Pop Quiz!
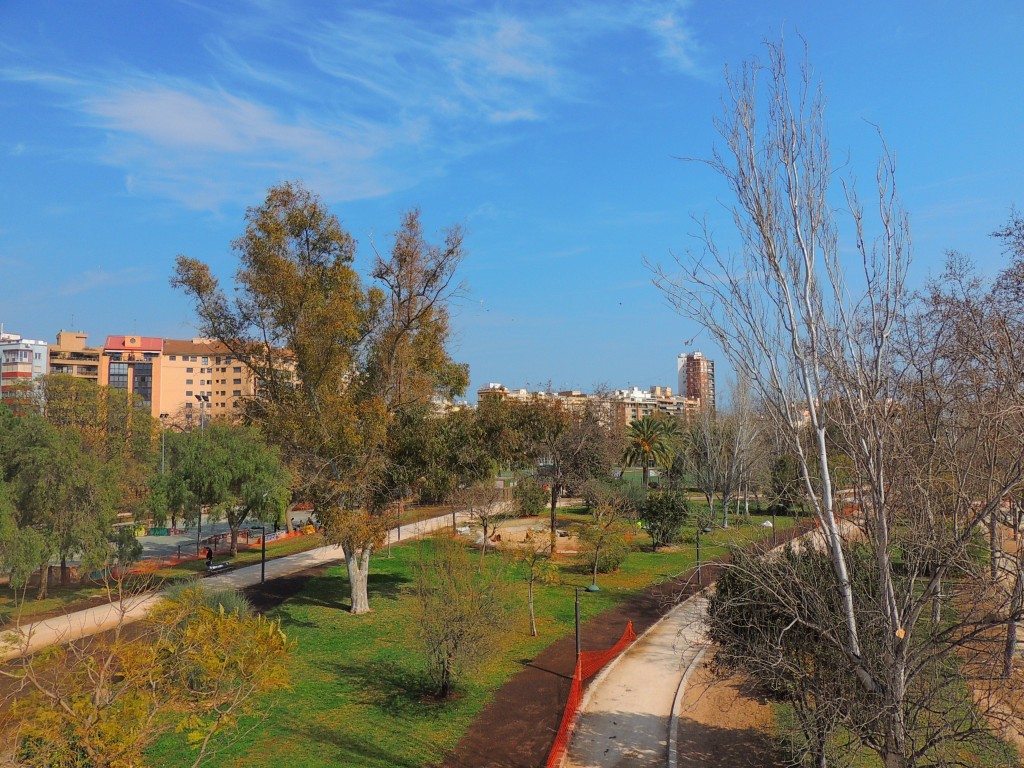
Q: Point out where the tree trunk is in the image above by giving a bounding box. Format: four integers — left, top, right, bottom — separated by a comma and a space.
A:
60, 555, 69, 586
549, 485, 559, 553
642, 463, 649, 487
990, 510, 1000, 582
345, 545, 371, 614
230, 524, 240, 556
36, 566, 48, 600
592, 545, 600, 587
528, 577, 537, 637
479, 520, 489, 568
1004, 556, 1023, 678
881, 666, 909, 768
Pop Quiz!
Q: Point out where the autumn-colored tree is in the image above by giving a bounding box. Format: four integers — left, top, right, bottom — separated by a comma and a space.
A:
173, 182, 467, 613
2, 584, 290, 768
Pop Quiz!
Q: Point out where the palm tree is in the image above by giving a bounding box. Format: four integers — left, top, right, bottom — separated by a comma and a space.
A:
622, 415, 676, 487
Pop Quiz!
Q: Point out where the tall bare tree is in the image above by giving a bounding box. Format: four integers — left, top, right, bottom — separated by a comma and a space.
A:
652, 41, 1024, 766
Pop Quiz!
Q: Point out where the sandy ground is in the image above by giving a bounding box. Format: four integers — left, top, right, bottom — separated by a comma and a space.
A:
675, 652, 783, 768
457, 515, 584, 554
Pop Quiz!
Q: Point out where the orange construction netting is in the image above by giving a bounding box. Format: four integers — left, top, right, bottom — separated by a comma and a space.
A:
546, 620, 636, 768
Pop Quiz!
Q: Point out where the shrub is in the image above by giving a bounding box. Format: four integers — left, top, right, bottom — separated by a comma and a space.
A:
639, 491, 689, 551
414, 537, 513, 697
512, 476, 547, 518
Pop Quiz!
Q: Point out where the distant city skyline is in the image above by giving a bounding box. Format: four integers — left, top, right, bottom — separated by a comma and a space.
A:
3, 2, 1022, 400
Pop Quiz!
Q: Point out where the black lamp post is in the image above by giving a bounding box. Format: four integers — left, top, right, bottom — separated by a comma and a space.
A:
575, 587, 581, 659
251, 525, 267, 584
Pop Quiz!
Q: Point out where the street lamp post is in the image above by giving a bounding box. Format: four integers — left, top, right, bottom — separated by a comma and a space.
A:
159, 413, 169, 474
575, 587, 581, 659
251, 526, 267, 584
194, 393, 210, 431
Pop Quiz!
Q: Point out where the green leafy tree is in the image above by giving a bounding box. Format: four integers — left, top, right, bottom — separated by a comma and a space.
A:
639, 490, 690, 551
383, 405, 492, 506
161, 424, 290, 556
511, 475, 547, 518
0, 408, 118, 592
173, 182, 467, 614
32, 375, 158, 519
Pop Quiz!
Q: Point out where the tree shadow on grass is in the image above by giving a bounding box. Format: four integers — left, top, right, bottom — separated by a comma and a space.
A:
326, 658, 448, 718
277, 571, 411, 615
283, 721, 426, 768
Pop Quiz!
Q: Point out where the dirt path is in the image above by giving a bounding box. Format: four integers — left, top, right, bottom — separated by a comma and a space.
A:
675, 654, 784, 768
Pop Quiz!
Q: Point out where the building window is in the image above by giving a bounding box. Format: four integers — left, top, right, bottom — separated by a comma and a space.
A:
215, 357, 221, 364
133, 362, 154, 406
185, 379, 193, 385
233, 378, 242, 385
185, 402, 193, 409
233, 390, 241, 397
169, 355, 176, 361
202, 357, 209, 365
233, 367, 242, 373
109, 362, 128, 390
186, 390, 193, 397
186, 367, 193, 373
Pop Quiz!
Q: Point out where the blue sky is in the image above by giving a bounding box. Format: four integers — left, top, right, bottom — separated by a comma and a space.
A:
2, 1, 1022, 401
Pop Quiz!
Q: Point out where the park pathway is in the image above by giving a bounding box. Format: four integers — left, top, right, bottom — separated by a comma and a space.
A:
0, 511, 463, 662
563, 523, 844, 768
564, 593, 709, 768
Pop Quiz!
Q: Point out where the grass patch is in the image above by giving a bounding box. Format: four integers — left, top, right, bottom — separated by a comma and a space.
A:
0, 582, 110, 626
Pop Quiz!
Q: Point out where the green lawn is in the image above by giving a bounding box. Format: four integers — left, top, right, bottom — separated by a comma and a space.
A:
146, 512, 791, 768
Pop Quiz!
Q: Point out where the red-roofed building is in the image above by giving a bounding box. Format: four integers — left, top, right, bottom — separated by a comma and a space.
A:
97, 335, 268, 424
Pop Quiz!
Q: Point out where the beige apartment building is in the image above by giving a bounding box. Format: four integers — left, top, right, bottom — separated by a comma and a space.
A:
161, 339, 257, 426
98, 335, 259, 423
48, 331, 102, 383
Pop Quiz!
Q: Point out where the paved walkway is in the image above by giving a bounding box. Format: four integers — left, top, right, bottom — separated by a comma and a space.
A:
565, 593, 709, 768
0, 512, 462, 662
564, 524, 846, 768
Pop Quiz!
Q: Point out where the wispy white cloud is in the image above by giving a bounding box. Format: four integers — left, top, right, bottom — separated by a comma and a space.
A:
2, 1, 704, 209
59, 267, 153, 296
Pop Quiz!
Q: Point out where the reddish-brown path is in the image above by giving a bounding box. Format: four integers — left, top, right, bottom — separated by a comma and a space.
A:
440, 523, 812, 768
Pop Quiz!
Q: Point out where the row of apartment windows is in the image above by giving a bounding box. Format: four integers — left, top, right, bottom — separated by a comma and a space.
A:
166, 355, 239, 365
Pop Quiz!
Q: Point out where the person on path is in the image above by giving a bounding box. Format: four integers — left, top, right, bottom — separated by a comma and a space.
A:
205, 547, 214, 567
